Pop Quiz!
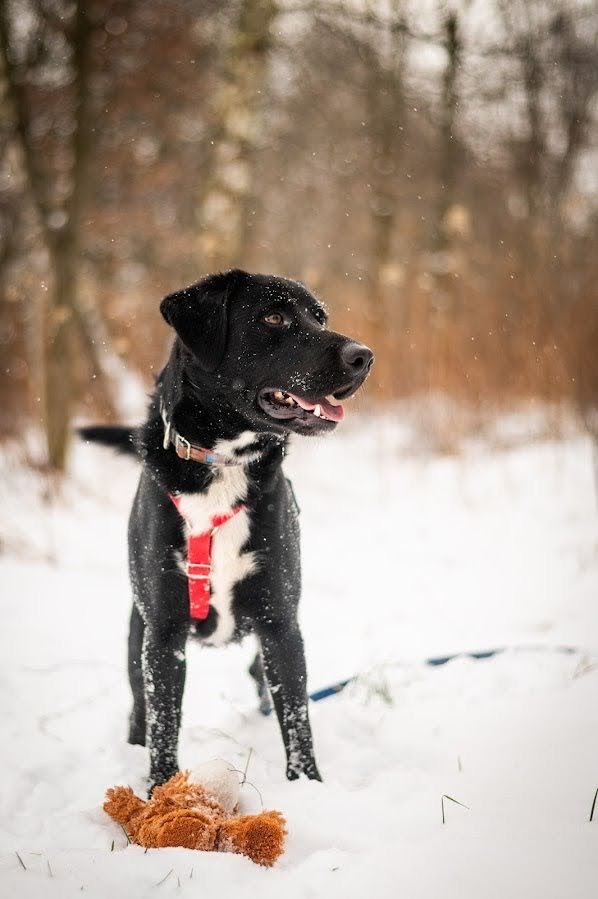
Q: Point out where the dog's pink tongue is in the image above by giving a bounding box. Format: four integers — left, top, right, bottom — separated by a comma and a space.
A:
289, 393, 345, 422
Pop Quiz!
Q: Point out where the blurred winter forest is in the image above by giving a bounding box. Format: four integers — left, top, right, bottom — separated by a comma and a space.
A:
0, 0, 597, 470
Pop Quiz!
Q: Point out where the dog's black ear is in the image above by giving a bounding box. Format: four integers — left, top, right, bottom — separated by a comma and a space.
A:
160, 270, 244, 371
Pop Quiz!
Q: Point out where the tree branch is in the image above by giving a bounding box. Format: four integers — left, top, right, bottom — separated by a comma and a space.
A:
0, 6, 53, 247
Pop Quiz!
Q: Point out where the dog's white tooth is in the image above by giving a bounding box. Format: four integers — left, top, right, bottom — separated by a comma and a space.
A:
273, 390, 285, 401
314, 404, 321, 417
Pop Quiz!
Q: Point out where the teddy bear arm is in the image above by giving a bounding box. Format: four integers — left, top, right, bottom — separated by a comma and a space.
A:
103, 786, 147, 836
217, 811, 287, 867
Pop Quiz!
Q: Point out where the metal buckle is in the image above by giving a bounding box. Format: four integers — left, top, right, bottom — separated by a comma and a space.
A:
176, 433, 192, 461
186, 561, 211, 581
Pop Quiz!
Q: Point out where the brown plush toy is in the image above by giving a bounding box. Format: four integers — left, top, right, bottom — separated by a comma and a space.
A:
104, 760, 286, 867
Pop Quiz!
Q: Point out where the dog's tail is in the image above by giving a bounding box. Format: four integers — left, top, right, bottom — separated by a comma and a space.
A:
78, 424, 139, 457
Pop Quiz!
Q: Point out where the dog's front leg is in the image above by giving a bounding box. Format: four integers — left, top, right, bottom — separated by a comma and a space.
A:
141, 623, 187, 791
258, 621, 321, 781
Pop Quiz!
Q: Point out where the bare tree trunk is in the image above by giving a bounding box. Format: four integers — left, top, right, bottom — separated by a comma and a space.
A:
369, 80, 401, 374
0, 2, 144, 469
42, 1, 91, 469
428, 8, 464, 330
432, 11, 460, 255
549, 12, 598, 224
45, 232, 77, 470
366, 16, 406, 389
425, 9, 463, 421
0, 6, 75, 469
197, 0, 278, 272
57, 1, 145, 423
520, 35, 545, 227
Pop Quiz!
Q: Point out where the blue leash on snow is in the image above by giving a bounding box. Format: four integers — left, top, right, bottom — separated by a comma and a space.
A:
306, 644, 581, 704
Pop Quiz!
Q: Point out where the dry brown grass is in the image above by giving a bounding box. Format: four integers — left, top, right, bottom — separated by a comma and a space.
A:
1, 253, 596, 454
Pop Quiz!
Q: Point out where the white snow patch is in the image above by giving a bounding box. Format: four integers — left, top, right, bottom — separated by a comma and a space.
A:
1, 415, 597, 898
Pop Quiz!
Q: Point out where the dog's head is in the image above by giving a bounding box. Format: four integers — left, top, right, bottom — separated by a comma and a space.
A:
160, 269, 373, 436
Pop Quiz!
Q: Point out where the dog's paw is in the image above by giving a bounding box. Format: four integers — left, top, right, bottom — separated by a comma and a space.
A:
286, 761, 322, 782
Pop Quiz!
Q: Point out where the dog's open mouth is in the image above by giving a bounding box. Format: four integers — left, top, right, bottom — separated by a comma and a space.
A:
258, 388, 345, 423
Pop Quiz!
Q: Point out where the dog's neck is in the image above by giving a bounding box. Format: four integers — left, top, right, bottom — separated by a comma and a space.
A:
163, 384, 282, 455
141, 379, 286, 495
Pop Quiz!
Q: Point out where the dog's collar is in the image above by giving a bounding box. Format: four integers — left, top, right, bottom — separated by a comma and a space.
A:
160, 401, 243, 467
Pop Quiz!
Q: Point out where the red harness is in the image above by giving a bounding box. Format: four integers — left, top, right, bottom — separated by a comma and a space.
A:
170, 495, 245, 620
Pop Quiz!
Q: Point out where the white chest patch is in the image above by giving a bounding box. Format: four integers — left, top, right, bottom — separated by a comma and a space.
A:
174, 432, 259, 647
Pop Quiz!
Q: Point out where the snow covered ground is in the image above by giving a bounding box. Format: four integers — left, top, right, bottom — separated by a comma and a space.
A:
1, 413, 597, 898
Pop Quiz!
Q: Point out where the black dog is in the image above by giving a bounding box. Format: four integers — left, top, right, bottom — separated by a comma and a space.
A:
81, 269, 373, 790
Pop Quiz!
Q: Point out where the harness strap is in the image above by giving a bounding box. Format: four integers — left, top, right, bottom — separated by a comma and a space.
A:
170, 495, 245, 620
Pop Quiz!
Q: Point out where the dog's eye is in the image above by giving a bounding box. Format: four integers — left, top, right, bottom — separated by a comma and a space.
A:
262, 311, 289, 327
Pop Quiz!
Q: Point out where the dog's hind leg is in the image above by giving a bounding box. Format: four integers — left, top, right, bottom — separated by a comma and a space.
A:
127, 602, 146, 746
248, 649, 272, 716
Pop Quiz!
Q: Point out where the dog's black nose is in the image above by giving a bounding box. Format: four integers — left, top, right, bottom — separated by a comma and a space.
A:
340, 342, 374, 376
